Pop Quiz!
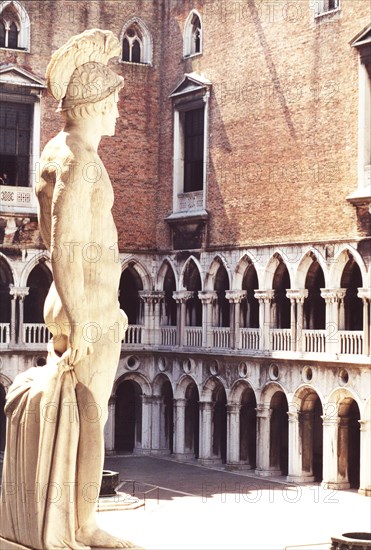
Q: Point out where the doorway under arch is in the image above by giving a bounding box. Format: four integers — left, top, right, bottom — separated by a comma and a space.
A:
115, 379, 142, 452
184, 382, 200, 458
270, 391, 288, 475
212, 384, 227, 463
239, 386, 257, 468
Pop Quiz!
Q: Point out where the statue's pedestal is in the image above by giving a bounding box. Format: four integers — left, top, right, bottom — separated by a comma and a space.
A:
0, 537, 31, 550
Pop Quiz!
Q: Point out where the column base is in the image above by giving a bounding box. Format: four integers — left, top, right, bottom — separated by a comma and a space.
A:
198, 457, 223, 466
150, 449, 171, 456
226, 462, 253, 471
286, 474, 315, 483
0, 537, 31, 550
255, 468, 282, 477
358, 487, 371, 496
321, 481, 350, 490
133, 447, 151, 456
173, 452, 196, 461
105, 449, 116, 456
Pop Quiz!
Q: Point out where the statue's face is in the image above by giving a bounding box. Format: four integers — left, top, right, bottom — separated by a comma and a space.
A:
101, 99, 119, 137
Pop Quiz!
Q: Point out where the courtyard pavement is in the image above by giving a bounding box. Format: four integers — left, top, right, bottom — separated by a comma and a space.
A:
96, 455, 371, 550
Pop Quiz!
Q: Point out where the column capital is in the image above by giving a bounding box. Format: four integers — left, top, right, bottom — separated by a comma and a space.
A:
287, 410, 299, 423
173, 398, 187, 407
139, 290, 165, 304
9, 285, 29, 299
225, 290, 247, 304
197, 290, 217, 304
321, 414, 340, 426
254, 289, 275, 303
358, 287, 371, 302
173, 290, 194, 304
226, 403, 240, 414
255, 404, 272, 419
286, 289, 308, 303
320, 288, 346, 303
199, 401, 214, 412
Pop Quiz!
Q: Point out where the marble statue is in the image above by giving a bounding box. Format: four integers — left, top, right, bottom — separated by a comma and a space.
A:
0, 29, 137, 549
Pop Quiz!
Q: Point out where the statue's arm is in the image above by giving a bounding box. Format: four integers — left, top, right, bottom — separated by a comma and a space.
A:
51, 161, 94, 365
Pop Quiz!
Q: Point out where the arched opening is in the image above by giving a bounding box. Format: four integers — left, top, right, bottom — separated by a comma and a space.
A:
0, 5, 20, 49
299, 390, 323, 482
184, 11, 202, 56
239, 386, 257, 467
304, 261, 326, 329
119, 266, 143, 325
24, 261, 52, 323
161, 380, 174, 453
0, 258, 12, 324
212, 384, 227, 463
184, 260, 202, 326
272, 262, 291, 328
0, 384, 6, 452
214, 264, 229, 327
115, 380, 142, 452
122, 24, 143, 63
241, 264, 259, 328
341, 259, 363, 330
270, 391, 288, 474
184, 382, 200, 458
163, 265, 177, 326
338, 398, 360, 489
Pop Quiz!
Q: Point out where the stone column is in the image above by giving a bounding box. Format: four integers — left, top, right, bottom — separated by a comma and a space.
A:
104, 395, 116, 455
150, 396, 162, 453
17, 287, 29, 345
198, 291, 217, 348
359, 419, 371, 496
321, 413, 349, 489
358, 288, 370, 356
286, 406, 313, 482
139, 292, 152, 346
9, 285, 17, 346
254, 290, 274, 352
226, 403, 240, 467
140, 395, 152, 454
301, 411, 315, 480
226, 290, 246, 349
173, 398, 187, 459
198, 401, 214, 464
255, 404, 272, 476
321, 289, 339, 356
173, 291, 193, 347
153, 291, 165, 346
287, 289, 308, 354
337, 417, 351, 489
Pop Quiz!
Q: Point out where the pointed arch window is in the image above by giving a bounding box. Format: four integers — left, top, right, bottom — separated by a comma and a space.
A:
120, 18, 153, 65
184, 11, 202, 57
0, 2, 30, 51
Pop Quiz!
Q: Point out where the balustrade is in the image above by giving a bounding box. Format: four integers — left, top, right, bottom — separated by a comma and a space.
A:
212, 327, 230, 348
0, 323, 10, 344
185, 327, 202, 347
240, 328, 260, 351
303, 329, 327, 353
161, 326, 177, 347
124, 325, 143, 345
338, 331, 363, 355
23, 323, 51, 345
270, 328, 292, 351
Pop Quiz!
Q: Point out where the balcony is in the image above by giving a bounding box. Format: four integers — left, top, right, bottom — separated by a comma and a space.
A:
0, 185, 35, 211
0, 323, 10, 346
23, 323, 51, 345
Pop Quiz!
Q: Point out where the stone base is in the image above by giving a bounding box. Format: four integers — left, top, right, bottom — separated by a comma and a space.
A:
286, 474, 315, 483
149, 449, 171, 456
225, 463, 253, 471
322, 481, 351, 490
198, 457, 223, 466
173, 452, 196, 461
0, 538, 32, 550
255, 468, 282, 477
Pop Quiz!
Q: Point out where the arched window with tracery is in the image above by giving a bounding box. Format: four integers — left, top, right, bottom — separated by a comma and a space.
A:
120, 18, 153, 65
0, 1, 30, 51
184, 10, 202, 57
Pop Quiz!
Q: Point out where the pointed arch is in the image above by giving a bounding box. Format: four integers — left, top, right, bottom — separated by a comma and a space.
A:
120, 16, 153, 65
180, 255, 203, 290
204, 254, 231, 291
0, 1, 30, 50
201, 375, 228, 401
0, 252, 16, 286
19, 252, 51, 288
233, 253, 262, 290
295, 248, 328, 289
263, 251, 293, 290
329, 245, 367, 289
152, 373, 173, 397
121, 257, 152, 290
174, 374, 199, 399
260, 381, 288, 406
113, 372, 151, 396
156, 257, 179, 291
183, 9, 202, 57
229, 379, 258, 404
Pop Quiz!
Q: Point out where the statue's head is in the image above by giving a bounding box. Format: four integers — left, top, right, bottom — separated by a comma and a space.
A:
46, 29, 124, 120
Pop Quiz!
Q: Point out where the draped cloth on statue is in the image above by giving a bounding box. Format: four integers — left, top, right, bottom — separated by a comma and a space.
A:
0, 352, 90, 550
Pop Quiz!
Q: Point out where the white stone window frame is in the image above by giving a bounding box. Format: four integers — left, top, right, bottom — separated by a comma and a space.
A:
183, 9, 202, 58
350, 26, 371, 198
312, 0, 341, 18
0, 1, 30, 52
119, 16, 153, 66
170, 78, 211, 215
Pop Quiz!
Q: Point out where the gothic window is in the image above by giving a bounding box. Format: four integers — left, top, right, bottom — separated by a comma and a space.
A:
0, 102, 32, 187
0, 1, 30, 51
184, 11, 202, 57
183, 107, 204, 193
315, 0, 340, 16
120, 18, 153, 65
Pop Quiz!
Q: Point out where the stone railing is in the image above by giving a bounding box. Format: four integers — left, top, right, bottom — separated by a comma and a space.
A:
124, 325, 143, 345
212, 327, 230, 349
270, 328, 292, 352
23, 323, 51, 344
185, 327, 202, 348
240, 328, 260, 351
338, 331, 363, 355
0, 185, 34, 209
161, 326, 177, 347
303, 329, 327, 353
0, 323, 10, 344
